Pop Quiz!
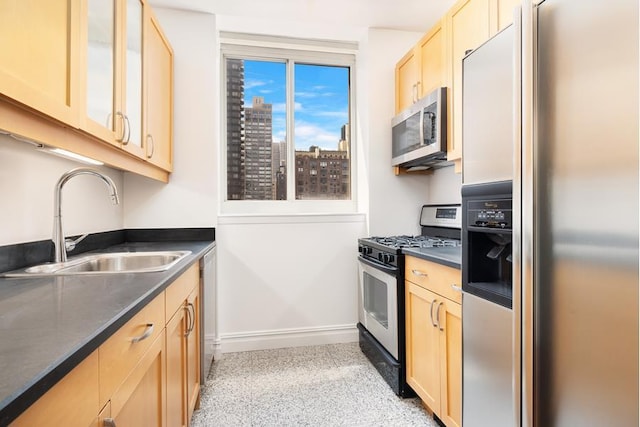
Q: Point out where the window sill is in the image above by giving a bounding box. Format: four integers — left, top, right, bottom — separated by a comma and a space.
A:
217, 212, 366, 225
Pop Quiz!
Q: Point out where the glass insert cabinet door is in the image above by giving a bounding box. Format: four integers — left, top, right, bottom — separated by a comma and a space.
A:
124, 0, 143, 152
84, 0, 142, 153
86, 0, 115, 132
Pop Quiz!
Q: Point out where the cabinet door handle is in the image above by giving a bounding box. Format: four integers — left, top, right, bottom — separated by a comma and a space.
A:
146, 134, 155, 159
104, 418, 116, 427
123, 114, 131, 144
451, 284, 462, 292
131, 323, 154, 343
184, 304, 192, 337
412, 269, 428, 277
436, 302, 444, 331
188, 302, 196, 334
115, 111, 126, 142
429, 299, 437, 327
416, 81, 421, 100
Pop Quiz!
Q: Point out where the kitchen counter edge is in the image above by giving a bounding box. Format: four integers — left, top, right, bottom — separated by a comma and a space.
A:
401, 246, 461, 269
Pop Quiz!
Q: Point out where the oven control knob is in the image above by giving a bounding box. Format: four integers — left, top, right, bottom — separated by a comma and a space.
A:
358, 245, 364, 253
378, 253, 383, 261
387, 254, 395, 263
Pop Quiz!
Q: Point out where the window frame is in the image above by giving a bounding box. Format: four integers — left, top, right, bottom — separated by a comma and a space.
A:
220, 34, 358, 215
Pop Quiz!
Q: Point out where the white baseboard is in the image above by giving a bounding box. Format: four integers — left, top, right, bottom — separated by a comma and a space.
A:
218, 324, 358, 353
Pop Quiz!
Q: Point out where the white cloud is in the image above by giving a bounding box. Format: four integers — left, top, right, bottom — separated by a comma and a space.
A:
245, 79, 269, 89
314, 110, 348, 119
294, 123, 340, 150
295, 91, 317, 99
272, 102, 303, 113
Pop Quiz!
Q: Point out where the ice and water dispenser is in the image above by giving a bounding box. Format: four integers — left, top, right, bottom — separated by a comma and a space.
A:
461, 181, 513, 308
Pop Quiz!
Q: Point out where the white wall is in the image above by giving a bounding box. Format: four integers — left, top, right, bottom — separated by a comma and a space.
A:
123, 9, 218, 229
359, 29, 435, 237
213, 15, 369, 351
0, 134, 124, 245
217, 215, 365, 351
426, 166, 462, 204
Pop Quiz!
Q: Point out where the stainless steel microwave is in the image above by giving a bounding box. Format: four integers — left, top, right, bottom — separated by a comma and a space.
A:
391, 87, 448, 168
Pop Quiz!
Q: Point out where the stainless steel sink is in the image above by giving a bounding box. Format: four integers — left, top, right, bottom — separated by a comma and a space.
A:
3, 251, 192, 277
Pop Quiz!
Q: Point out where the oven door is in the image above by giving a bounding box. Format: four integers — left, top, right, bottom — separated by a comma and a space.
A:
357, 256, 398, 360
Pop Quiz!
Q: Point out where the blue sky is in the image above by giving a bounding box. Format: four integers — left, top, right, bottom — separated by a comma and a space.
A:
243, 60, 349, 150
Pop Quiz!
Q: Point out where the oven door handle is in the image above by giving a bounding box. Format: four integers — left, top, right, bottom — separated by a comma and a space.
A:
358, 256, 398, 276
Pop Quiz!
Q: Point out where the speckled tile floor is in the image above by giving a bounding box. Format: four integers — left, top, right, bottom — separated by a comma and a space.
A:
190, 342, 439, 427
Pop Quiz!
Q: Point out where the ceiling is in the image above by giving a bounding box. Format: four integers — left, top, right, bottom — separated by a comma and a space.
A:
148, 0, 456, 33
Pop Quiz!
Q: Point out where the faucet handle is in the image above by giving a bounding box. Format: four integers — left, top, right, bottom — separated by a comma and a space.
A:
65, 234, 89, 252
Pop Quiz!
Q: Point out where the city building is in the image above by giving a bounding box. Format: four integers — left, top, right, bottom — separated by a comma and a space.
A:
226, 58, 245, 200
338, 123, 350, 156
295, 144, 350, 200
272, 140, 287, 199
244, 96, 273, 199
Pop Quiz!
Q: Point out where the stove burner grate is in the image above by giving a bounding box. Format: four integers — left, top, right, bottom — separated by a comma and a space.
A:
369, 235, 461, 249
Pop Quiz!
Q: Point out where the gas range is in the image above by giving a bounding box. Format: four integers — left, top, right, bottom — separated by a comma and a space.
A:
369, 235, 461, 249
358, 235, 461, 268
356, 204, 461, 397
358, 204, 462, 268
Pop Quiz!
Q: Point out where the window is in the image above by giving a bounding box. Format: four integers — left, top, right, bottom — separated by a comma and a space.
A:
222, 34, 356, 212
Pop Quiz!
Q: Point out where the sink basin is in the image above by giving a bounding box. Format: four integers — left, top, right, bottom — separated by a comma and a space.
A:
3, 251, 192, 277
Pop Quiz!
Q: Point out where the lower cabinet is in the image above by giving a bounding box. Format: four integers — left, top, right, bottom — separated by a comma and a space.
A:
11, 351, 99, 427
405, 256, 462, 427
186, 286, 201, 420
10, 264, 201, 427
165, 265, 201, 427
166, 302, 189, 427
108, 333, 166, 426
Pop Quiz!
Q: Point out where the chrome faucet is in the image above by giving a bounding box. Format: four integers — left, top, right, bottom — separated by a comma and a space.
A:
53, 168, 120, 263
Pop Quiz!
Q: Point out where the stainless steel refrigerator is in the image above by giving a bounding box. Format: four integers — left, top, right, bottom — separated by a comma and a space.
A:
519, 0, 639, 425
462, 0, 639, 426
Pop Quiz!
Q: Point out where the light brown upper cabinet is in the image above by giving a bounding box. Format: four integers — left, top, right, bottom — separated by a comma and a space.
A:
144, 7, 174, 171
395, 49, 419, 114
81, 0, 119, 145
490, 0, 521, 35
394, 0, 519, 173
80, 0, 144, 156
394, 19, 445, 115
120, 0, 145, 159
445, 0, 491, 164
0, 0, 80, 126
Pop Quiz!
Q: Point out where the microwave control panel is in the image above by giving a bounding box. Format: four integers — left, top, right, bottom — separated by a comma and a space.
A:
467, 199, 512, 229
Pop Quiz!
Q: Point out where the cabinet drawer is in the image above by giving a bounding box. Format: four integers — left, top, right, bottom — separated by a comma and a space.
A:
165, 264, 199, 319
405, 256, 462, 304
99, 293, 165, 405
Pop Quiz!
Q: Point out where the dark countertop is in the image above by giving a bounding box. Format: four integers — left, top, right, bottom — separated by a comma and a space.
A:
402, 246, 461, 269
0, 239, 215, 426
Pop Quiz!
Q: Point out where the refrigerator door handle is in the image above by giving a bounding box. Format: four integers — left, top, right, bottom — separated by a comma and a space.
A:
513, 3, 524, 427
519, 1, 536, 427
